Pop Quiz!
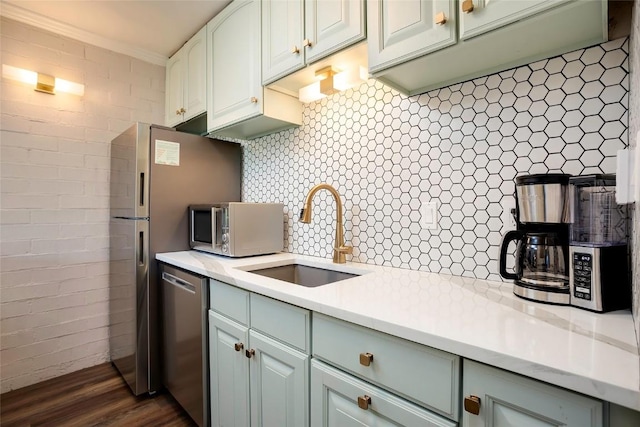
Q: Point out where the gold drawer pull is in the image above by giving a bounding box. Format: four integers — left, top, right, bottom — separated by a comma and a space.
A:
234, 342, 244, 352
250, 97, 258, 103
359, 352, 373, 366
291, 45, 300, 54
462, 0, 474, 13
303, 39, 312, 47
357, 395, 371, 410
464, 395, 481, 415
175, 109, 182, 115
245, 349, 255, 358
435, 12, 447, 25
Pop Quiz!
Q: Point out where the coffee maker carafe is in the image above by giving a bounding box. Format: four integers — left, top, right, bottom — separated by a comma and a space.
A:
499, 174, 571, 304
569, 174, 630, 312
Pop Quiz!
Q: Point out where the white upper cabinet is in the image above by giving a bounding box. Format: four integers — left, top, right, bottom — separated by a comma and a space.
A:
183, 32, 207, 121
165, 54, 184, 127
207, 0, 262, 131
459, 0, 572, 40
164, 27, 206, 127
304, 0, 366, 63
368, 0, 607, 96
207, 0, 301, 140
262, 0, 366, 85
261, 0, 305, 85
368, 0, 457, 74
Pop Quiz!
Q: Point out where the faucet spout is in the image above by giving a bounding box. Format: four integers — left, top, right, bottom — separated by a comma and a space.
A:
299, 183, 352, 264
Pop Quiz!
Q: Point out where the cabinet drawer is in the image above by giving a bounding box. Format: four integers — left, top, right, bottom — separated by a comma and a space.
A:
312, 313, 460, 421
462, 359, 604, 426
311, 359, 456, 427
209, 279, 250, 325
250, 293, 310, 353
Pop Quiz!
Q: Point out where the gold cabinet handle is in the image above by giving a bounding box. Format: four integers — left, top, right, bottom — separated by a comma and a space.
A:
357, 395, 371, 410
250, 97, 258, 103
462, 0, 474, 13
359, 352, 373, 366
175, 109, 182, 115
435, 12, 447, 25
180, 107, 186, 114
303, 39, 312, 47
291, 45, 300, 54
245, 349, 255, 358
234, 342, 244, 352
464, 395, 481, 415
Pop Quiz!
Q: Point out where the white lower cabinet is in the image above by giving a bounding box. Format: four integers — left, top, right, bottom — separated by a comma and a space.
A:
209, 311, 250, 427
462, 360, 603, 427
313, 313, 460, 421
311, 359, 456, 427
208, 279, 310, 427
249, 330, 308, 427
206, 278, 635, 427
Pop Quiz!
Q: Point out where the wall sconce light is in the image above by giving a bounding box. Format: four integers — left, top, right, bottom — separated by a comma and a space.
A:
2, 64, 85, 96
299, 65, 368, 103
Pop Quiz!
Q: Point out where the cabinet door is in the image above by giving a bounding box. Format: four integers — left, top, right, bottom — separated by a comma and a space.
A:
459, 0, 572, 40
462, 360, 603, 427
165, 52, 184, 127
183, 27, 207, 122
207, 0, 263, 133
304, 0, 366, 64
367, 0, 457, 74
311, 359, 456, 427
209, 311, 250, 427
262, 0, 305, 85
249, 330, 309, 427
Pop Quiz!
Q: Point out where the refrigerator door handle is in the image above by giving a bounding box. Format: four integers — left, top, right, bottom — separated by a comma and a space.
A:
138, 231, 144, 265
162, 272, 196, 294
139, 172, 145, 207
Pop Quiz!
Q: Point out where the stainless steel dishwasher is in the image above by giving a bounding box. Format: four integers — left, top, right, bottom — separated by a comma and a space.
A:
160, 263, 208, 427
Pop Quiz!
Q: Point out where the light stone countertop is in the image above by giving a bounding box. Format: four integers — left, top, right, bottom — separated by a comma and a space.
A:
156, 250, 640, 411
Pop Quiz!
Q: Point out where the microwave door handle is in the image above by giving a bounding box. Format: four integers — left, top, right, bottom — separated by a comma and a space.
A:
212, 207, 221, 248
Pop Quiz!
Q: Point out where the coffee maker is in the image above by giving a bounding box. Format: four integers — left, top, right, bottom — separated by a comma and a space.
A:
499, 174, 571, 304
569, 174, 630, 312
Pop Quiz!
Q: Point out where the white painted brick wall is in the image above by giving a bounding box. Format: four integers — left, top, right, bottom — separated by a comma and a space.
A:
0, 17, 165, 393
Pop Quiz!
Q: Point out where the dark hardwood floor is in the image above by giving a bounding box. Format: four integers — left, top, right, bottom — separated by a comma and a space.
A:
0, 363, 196, 426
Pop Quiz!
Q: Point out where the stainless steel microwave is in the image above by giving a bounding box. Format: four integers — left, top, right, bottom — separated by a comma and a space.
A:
189, 203, 284, 257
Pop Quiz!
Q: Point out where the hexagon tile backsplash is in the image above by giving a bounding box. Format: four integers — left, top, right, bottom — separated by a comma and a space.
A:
242, 37, 630, 282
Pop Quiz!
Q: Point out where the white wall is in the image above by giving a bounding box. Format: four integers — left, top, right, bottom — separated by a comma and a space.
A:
244, 37, 630, 282
0, 17, 165, 393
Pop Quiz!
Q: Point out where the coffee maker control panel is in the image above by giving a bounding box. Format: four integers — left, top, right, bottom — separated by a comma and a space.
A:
570, 245, 629, 312
572, 253, 592, 301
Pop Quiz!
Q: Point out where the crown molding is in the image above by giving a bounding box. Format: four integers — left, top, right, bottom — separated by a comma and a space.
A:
0, 1, 168, 66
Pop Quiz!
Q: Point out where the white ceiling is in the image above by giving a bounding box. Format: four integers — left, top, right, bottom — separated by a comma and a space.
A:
1, 0, 231, 63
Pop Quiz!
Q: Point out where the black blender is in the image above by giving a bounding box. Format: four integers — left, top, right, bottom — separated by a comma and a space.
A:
499, 174, 572, 304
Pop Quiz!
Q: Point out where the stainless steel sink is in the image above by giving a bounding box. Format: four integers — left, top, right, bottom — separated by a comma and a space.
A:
246, 263, 360, 287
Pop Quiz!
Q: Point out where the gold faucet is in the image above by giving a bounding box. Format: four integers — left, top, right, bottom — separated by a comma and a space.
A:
299, 183, 353, 264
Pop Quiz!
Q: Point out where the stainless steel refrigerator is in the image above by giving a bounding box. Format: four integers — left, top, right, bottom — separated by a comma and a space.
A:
108, 123, 241, 398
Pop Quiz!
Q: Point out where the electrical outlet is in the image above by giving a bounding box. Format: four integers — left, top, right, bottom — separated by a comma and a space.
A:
421, 201, 439, 230
501, 198, 517, 232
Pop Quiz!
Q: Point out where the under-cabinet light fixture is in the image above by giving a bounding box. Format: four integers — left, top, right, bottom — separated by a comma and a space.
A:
2, 64, 85, 96
299, 65, 368, 103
